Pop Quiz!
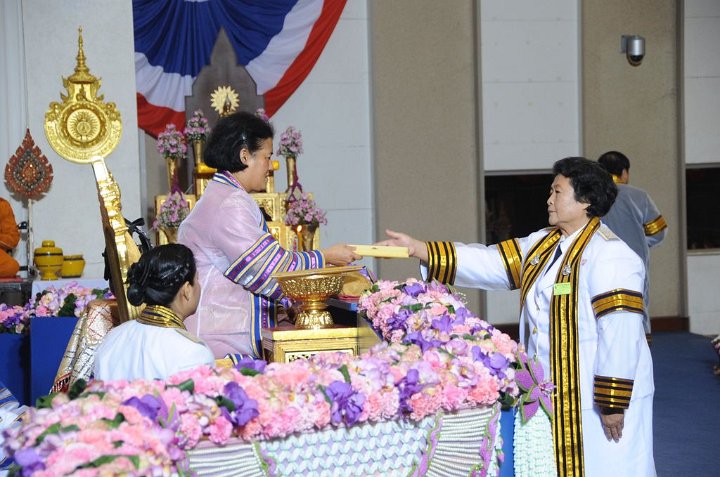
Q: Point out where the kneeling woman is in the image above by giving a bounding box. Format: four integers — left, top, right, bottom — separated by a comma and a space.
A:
94, 244, 214, 380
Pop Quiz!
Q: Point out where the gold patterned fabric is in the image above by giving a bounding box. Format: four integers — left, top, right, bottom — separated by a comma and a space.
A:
591, 289, 644, 319
51, 299, 118, 393
425, 241, 457, 284
643, 215, 667, 236
496, 238, 522, 290
136, 305, 185, 330
594, 375, 634, 409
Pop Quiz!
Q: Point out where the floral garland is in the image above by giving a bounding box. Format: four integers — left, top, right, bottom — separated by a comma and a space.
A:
0, 304, 26, 334
4, 129, 53, 201
3, 279, 552, 476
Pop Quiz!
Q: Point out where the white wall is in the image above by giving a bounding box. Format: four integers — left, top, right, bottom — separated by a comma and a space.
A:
684, 0, 720, 165
21, 0, 141, 279
687, 253, 720, 334
270, 1, 374, 270
481, 0, 580, 173
481, 0, 580, 324
684, 0, 720, 334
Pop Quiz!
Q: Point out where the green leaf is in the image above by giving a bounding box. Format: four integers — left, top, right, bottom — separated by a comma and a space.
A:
68, 379, 88, 399
338, 364, 351, 383
169, 379, 195, 393
57, 293, 78, 317
101, 413, 125, 429
317, 384, 331, 404
35, 424, 79, 444
215, 395, 236, 412
239, 368, 260, 377
35, 392, 62, 408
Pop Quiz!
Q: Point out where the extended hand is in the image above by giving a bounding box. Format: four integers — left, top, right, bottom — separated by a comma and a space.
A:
322, 244, 362, 266
600, 410, 625, 442
375, 229, 428, 262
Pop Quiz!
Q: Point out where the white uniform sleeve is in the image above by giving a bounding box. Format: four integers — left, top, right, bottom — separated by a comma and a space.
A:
588, 241, 646, 409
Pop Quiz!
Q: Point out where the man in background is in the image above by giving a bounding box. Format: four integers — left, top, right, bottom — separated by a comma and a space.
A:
0, 198, 19, 277
598, 151, 667, 340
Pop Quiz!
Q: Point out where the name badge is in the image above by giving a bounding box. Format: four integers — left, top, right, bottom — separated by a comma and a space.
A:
553, 282, 572, 295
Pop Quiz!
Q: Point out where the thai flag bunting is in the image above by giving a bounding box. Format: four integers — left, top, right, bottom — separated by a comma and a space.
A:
133, 0, 347, 137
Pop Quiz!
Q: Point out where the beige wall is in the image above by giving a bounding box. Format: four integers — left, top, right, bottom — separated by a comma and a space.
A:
369, 0, 482, 310
582, 0, 686, 318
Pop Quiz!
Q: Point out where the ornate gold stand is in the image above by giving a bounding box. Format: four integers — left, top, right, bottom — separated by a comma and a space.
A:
261, 326, 359, 363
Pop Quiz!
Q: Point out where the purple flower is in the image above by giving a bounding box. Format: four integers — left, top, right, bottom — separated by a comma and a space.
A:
234, 357, 267, 374
516, 354, 554, 422
471, 346, 509, 379
431, 314, 453, 333
325, 380, 365, 426
403, 282, 425, 297
122, 394, 168, 422
386, 308, 413, 331
397, 368, 424, 413
222, 382, 259, 426
14, 447, 45, 475
404, 331, 442, 353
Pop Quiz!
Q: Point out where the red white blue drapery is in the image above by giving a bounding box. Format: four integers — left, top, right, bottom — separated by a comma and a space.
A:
133, 0, 347, 137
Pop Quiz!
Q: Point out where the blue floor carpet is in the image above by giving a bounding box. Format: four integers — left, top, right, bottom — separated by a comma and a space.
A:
652, 331, 719, 476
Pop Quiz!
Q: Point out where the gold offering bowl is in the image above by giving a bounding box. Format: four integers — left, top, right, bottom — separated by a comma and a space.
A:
273, 265, 363, 329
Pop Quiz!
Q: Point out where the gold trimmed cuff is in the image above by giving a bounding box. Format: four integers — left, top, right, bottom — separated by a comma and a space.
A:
644, 215, 667, 236
592, 288, 644, 319
594, 375, 634, 409
426, 241, 457, 284
496, 238, 522, 290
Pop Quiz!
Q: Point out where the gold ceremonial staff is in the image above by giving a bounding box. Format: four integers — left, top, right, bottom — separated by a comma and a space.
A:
44, 27, 139, 323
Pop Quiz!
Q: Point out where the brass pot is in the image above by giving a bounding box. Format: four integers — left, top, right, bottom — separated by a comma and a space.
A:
34, 240, 64, 280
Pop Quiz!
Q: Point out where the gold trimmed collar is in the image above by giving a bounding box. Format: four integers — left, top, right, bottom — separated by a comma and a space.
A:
136, 305, 185, 330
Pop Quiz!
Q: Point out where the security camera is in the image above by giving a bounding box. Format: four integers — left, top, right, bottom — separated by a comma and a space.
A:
621, 35, 645, 66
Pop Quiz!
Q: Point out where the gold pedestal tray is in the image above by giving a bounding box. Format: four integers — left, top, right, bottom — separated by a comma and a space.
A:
273, 265, 363, 329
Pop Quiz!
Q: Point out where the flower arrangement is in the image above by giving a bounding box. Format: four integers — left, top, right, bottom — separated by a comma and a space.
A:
285, 192, 327, 226
156, 123, 186, 160
0, 304, 27, 334
0, 282, 114, 334
25, 282, 114, 320
153, 191, 190, 230
184, 110, 211, 143
276, 126, 303, 158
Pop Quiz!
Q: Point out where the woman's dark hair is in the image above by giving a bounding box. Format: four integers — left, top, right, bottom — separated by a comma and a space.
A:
203, 111, 274, 172
552, 157, 617, 218
126, 244, 196, 307
597, 150, 631, 177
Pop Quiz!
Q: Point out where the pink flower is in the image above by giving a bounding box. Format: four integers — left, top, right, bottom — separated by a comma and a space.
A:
207, 416, 233, 444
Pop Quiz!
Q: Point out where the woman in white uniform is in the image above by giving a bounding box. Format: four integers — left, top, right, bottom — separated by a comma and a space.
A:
379, 157, 655, 477
94, 244, 214, 381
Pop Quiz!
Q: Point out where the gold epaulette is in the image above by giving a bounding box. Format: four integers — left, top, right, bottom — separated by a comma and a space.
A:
597, 224, 619, 241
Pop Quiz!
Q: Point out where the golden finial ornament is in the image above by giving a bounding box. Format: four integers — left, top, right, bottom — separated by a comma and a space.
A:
43, 28, 138, 323
211, 86, 240, 117
44, 27, 122, 163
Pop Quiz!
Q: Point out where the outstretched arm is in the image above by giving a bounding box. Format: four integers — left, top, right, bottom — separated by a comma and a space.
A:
375, 229, 429, 262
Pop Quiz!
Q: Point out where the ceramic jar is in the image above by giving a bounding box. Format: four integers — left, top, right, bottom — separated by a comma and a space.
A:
61, 254, 86, 278
34, 240, 64, 280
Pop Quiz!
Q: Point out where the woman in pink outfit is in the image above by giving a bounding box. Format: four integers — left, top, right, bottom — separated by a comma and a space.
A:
179, 112, 360, 358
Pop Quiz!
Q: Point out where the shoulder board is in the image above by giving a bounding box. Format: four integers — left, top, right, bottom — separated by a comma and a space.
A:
597, 224, 620, 241
175, 328, 205, 344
